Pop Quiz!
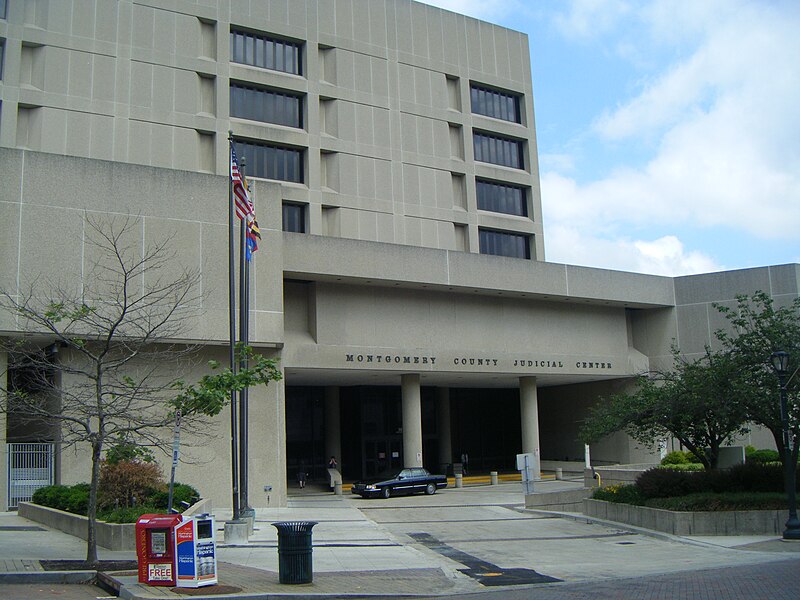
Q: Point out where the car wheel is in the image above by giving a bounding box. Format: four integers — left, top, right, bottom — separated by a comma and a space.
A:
382, 487, 391, 499
425, 483, 436, 495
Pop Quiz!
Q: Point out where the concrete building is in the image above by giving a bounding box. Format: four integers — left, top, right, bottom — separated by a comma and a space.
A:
0, 0, 796, 511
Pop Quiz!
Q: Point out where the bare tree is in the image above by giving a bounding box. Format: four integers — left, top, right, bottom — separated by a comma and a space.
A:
1, 216, 212, 565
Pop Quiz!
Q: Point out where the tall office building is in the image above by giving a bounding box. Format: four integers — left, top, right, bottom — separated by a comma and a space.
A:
0, 0, 796, 510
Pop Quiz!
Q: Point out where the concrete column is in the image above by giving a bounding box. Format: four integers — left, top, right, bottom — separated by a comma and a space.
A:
437, 387, 452, 470
520, 376, 541, 480
401, 374, 423, 467
324, 386, 341, 467
0, 351, 7, 511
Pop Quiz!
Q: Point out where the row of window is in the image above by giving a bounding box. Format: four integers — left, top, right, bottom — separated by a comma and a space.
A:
230, 83, 303, 128
228, 26, 529, 258
231, 29, 302, 75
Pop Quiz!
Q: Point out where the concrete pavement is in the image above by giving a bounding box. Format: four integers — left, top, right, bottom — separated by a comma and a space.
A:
1, 479, 798, 599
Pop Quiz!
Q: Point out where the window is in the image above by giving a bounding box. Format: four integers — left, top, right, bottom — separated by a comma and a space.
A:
471, 84, 520, 123
233, 139, 303, 183
479, 229, 530, 259
0, 39, 4, 79
476, 179, 527, 217
282, 202, 306, 233
473, 132, 523, 169
230, 83, 303, 128
230, 29, 302, 75
0, 0, 6, 19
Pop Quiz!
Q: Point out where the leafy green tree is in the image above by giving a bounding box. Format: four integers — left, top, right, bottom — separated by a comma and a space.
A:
0, 217, 281, 566
580, 347, 750, 469
715, 291, 800, 470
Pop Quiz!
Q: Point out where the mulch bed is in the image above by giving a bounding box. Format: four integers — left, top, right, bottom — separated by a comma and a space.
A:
40, 559, 138, 571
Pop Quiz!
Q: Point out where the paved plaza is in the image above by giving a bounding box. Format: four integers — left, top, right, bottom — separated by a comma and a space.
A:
1, 480, 799, 599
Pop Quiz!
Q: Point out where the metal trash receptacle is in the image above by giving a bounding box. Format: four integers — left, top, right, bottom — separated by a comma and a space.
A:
271, 521, 318, 584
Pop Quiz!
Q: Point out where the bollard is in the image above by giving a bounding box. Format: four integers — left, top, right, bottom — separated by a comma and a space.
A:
555, 468, 563, 480
490, 471, 498, 485
334, 482, 342, 495
455, 473, 463, 488
223, 519, 249, 544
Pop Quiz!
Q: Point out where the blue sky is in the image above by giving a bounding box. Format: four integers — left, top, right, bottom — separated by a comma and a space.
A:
420, 0, 800, 276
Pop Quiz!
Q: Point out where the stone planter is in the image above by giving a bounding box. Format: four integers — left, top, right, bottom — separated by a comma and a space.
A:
19, 502, 136, 551
584, 498, 785, 535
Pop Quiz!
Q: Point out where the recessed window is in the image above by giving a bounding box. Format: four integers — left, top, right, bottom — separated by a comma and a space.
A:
470, 84, 520, 123
230, 29, 302, 75
479, 229, 530, 259
0, 0, 6, 19
230, 83, 303, 128
233, 139, 304, 183
0, 39, 4, 79
473, 132, 523, 169
282, 202, 306, 233
476, 179, 528, 217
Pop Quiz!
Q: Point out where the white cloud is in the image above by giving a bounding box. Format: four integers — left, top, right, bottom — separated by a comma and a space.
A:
552, 0, 631, 40
544, 225, 721, 276
542, 0, 800, 273
416, 0, 519, 22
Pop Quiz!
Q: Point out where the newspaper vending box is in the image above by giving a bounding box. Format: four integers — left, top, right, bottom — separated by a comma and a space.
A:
135, 514, 184, 586
174, 514, 218, 588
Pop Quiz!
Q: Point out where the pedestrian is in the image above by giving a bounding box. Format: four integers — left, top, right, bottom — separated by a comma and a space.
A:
328, 456, 338, 470
297, 467, 307, 489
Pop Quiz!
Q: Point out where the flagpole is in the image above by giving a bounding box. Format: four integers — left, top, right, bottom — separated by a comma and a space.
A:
238, 156, 251, 516
227, 132, 240, 521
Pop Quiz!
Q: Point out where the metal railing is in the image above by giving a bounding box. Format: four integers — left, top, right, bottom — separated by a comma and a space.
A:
6, 442, 55, 509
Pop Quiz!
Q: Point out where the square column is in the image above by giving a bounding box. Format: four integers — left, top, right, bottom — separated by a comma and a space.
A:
437, 387, 452, 471
520, 376, 542, 480
324, 386, 341, 467
401, 374, 423, 467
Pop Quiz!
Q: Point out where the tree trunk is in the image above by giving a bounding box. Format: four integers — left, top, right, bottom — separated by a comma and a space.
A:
85, 440, 102, 566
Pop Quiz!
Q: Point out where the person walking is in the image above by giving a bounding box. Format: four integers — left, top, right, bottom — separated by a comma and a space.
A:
297, 467, 307, 489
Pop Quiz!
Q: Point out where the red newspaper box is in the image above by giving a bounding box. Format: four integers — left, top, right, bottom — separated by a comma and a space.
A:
135, 514, 184, 586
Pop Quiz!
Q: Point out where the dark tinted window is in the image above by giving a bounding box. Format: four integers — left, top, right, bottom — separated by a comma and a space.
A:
233, 139, 303, 183
479, 229, 530, 259
230, 83, 303, 128
282, 203, 306, 232
473, 133, 523, 169
471, 84, 520, 123
476, 180, 527, 217
230, 29, 302, 75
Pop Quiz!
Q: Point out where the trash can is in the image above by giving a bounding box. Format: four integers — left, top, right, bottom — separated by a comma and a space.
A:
272, 521, 318, 584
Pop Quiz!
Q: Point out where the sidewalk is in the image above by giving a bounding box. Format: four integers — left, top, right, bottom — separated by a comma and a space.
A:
1, 480, 799, 599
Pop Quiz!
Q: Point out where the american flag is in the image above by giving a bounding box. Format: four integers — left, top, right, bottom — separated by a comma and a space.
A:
230, 145, 255, 221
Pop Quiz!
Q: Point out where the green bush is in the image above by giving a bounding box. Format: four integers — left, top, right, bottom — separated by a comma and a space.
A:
658, 463, 705, 472
148, 483, 200, 511
636, 467, 707, 499
660, 451, 690, 465
645, 492, 788, 511
746, 449, 781, 465
592, 484, 646, 505
98, 505, 161, 524
31, 483, 89, 515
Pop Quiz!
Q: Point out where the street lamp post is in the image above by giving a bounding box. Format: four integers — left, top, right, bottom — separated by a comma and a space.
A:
769, 351, 800, 540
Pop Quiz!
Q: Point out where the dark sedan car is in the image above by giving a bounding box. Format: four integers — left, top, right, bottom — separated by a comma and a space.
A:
351, 467, 448, 499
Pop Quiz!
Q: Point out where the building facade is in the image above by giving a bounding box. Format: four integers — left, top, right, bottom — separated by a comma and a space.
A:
0, 0, 796, 510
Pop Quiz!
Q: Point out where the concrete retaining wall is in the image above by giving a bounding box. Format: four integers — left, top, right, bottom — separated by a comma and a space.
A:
584, 499, 785, 535
19, 502, 136, 551
525, 488, 591, 511
584, 464, 658, 488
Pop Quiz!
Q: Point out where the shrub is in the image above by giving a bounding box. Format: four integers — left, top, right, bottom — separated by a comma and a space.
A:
658, 463, 705, 472
32, 483, 89, 515
98, 460, 163, 509
98, 505, 160, 524
105, 441, 156, 465
148, 483, 201, 511
660, 451, 689, 466
636, 467, 707, 499
747, 449, 781, 465
592, 484, 646, 505
645, 492, 788, 511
